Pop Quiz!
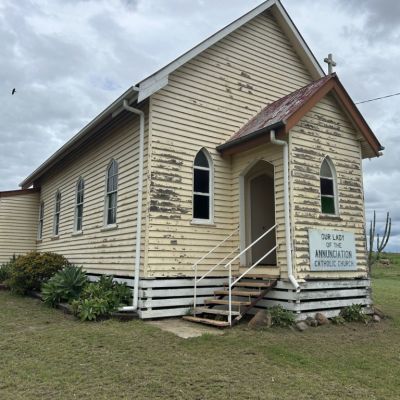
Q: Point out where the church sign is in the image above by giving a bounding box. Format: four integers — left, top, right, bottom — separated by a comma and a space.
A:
308, 229, 357, 271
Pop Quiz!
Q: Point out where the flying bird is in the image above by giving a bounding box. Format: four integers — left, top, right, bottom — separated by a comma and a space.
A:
11, 88, 16, 95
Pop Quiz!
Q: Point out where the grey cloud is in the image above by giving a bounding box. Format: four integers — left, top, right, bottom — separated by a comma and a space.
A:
339, 0, 400, 41
0, 0, 262, 191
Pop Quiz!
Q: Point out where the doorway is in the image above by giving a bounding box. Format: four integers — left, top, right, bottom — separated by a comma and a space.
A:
240, 160, 276, 267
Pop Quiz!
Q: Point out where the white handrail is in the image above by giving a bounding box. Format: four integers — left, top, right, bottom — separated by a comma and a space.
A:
228, 245, 277, 323
193, 227, 239, 314
223, 224, 276, 270
231, 245, 277, 287
191, 223, 278, 324
197, 246, 239, 284
192, 227, 238, 270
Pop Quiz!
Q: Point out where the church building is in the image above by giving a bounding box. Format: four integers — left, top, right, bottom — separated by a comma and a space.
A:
0, 0, 383, 325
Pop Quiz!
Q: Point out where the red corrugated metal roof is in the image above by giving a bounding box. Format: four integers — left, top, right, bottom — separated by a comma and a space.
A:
225, 74, 334, 144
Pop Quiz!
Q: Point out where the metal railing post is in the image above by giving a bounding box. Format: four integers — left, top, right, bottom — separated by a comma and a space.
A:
193, 265, 198, 316
189, 224, 277, 324
228, 263, 232, 326
190, 227, 239, 316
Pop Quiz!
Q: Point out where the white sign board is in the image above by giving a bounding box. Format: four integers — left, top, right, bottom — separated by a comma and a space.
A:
309, 229, 357, 271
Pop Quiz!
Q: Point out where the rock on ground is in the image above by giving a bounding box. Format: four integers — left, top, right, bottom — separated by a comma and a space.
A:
248, 310, 272, 329
373, 306, 385, 319
372, 314, 381, 323
295, 321, 309, 332
315, 312, 329, 325
305, 316, 318, 327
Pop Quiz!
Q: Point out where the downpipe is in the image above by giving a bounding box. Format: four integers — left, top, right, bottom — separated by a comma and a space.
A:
120, 98, 145, 311
270, 130, 300, 292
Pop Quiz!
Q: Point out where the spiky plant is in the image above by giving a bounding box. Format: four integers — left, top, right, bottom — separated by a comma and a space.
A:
42, 266, 88, 306
368, 211, 392, 273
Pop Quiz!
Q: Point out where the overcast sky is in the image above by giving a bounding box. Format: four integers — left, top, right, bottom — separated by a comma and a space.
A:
0, 0, 398, 251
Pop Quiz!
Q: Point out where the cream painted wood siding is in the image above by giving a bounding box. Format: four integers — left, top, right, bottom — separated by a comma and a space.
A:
0, 192, 39, 264
146, 11, 313, 277
36, 109, 149, 276
289, 94, 368, 279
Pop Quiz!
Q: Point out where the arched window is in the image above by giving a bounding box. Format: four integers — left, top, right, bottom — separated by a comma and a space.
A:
38, 202, 44, 240
193, 149, 213, 222
105, 159, 118, 225
75, 177, 84, 232
53, 191, 61, 236
320, 157, 338, 215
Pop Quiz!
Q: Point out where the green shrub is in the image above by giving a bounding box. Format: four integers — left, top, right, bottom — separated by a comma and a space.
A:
6, 252, 70, 294
269, 305, 295, 327
340, 304, 369, 323
330, 315, 346, 325
0, 255, 17, 283
42, 266, 88, 306
71, 298, 110, 321
71, 275, 131, 321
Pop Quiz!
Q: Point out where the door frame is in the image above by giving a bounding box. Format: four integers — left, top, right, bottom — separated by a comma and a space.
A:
239, 158, 277, 267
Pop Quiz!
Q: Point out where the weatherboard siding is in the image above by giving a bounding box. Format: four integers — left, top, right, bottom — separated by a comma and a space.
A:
289, 94, 368, 279
36, 109, 149, 276
146, 10, 313, 277
0, 192, 39, 264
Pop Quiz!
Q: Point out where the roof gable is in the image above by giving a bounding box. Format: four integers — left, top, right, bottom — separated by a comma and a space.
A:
136, 0, 324, 102
21, 0, 325, 188
217, 74, 383, 158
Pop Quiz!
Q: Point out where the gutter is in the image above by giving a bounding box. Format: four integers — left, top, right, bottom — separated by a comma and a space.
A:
119, 99, 145, 312
270, 130, 300, 291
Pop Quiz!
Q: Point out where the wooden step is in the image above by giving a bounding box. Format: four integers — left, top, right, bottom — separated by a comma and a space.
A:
214, 290, 262, 297
182, 316, 230, 327
229, 281, 273, 288
239, 274, 279, 279
194, 307, 240, 316
204, 299, 251, 306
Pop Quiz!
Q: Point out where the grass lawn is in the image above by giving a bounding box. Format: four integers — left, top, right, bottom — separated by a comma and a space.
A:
1, 255, 400, 400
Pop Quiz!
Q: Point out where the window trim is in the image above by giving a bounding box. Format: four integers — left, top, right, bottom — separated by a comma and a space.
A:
53, 190, 61, 237
37, 201, 44, 240
74, 177, 85, 233
192, 148, 214, 225
104, 159, 118, 227
320, 156, 339, 216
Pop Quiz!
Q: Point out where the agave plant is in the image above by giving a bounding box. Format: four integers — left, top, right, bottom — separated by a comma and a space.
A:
42, 266, 88, 306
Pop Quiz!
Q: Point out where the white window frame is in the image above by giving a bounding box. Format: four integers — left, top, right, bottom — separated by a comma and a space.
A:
38, 201, 44, 240
74, 177, 84, 233
53, 190, 61, 236
192, 148, 214, 225
104, 159, 118, 227
320, 156, 339, 216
